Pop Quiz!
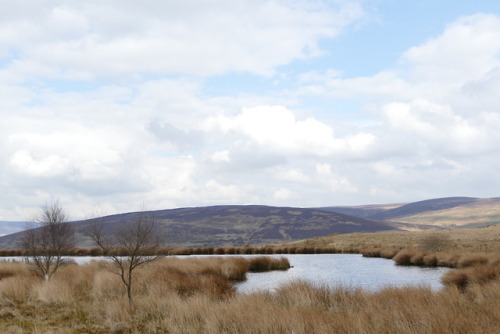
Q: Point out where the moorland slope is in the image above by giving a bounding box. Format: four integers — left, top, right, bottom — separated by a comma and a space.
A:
0, 205, 398, 249
319, 197, 500, 227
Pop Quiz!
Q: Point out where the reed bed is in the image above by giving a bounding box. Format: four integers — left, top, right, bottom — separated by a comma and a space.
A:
1, 254, 499, 333
0, 245, 345, 258
390, 249, 500, 268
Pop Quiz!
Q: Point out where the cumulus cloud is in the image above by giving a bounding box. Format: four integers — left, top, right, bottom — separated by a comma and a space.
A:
209, 105, 376, 157
148, 120, 204, 151
402, 14, 500, 85
0, 0, 363, 80
382, 100, 498, 156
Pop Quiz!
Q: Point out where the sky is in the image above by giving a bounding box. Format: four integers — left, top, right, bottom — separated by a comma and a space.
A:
1, 0, 500, 220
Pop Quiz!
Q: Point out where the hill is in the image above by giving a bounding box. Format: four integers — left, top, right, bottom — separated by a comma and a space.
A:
0, 205, 400, 249
2, 197, 499, 249
318, 197, 500, 228
286, 222, 500, 252
0, 221, 26, 237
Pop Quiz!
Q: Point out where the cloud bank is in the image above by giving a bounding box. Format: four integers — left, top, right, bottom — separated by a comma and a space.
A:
1, 2, 499, 219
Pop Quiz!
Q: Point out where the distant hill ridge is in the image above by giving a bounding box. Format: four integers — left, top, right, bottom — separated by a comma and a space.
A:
320, 197, 500, 227
0, 205, 400, 249
0, 221, 27, 237
1, 197, 499, 249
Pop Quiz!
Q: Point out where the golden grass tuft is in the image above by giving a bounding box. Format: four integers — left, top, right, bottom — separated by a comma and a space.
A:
247, 256, 290, 272
390, 248, 500, 268
442, 264, 500, 291
361, 247, 399, 259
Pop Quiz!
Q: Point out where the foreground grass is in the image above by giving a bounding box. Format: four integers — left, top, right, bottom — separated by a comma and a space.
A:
1, 254, 499, 333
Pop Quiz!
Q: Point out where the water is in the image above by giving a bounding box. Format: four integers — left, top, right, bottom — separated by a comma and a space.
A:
235, 254, 449, 293
2, 254, 449, 292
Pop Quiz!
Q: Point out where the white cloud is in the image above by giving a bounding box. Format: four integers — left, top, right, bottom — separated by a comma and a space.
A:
210, 151, 231, 163
402, 14, 500, 84
273, 188, 296, 201
204, 179, 242, 201
211, 105, 375, 157
277, 168, 311, 184
0, 0, 363, 80
299, 70, 414, 100
382, 99, 498, 155
315, 163, 357, 192
10, 150, 70, 177
7, 130, 127, 179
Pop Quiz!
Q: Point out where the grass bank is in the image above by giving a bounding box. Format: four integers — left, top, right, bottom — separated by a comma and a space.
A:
288, 223, 500, 252
2, 223, 496, 258
1, 254, 499, 333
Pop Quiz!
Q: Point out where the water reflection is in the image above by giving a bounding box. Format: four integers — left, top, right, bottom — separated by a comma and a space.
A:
236, 254, 449, 293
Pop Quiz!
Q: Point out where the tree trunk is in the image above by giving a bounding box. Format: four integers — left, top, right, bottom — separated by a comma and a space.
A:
127, 272, 132, 303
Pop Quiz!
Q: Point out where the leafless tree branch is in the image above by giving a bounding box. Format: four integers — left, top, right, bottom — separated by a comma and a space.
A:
21, 200, 75, 280
85, 210, 162, 302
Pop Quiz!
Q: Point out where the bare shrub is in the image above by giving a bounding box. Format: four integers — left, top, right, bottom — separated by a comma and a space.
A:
21, 201, 75, 280
85, 211, 162, 302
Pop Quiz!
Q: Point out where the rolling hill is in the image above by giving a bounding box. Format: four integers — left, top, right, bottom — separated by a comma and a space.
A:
0, 205, 400, 249
1, 197, 499, 249
319, 197, 500, 228
0, 221, 26, 237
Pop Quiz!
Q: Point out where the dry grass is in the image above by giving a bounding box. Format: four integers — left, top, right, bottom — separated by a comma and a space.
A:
442, 264, 500, 291
389, 248, 500, 268
1, 253, 500, 333
289, 223, 500, 252
393, 198, 500, 227
247, 256, 290, 272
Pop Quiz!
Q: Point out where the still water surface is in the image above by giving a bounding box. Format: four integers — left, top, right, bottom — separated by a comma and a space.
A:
235, 254, 449, 293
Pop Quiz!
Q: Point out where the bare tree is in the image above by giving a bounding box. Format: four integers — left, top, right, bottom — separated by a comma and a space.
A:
22, 201, 75, 280
85, 211, 162, 302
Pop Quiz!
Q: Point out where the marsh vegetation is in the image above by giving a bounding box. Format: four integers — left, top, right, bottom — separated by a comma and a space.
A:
0, 250, 499, 333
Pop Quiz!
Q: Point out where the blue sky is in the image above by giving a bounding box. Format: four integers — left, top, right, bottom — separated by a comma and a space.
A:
1, 0, 500, 220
